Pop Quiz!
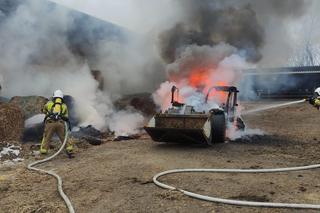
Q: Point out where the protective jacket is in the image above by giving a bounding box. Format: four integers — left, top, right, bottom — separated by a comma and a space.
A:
40, 97, 73, 155
309, 96, 320, 110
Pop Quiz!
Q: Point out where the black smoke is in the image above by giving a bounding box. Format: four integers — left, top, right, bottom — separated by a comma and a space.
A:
251, 0, 310, 18
159, 2, 264, 64
159, 0, 312, 65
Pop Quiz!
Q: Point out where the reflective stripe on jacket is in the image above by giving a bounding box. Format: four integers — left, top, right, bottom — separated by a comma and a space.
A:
314, 98, 320, 107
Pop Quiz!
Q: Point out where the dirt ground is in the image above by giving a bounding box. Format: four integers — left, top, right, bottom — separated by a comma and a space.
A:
2, 100, 320, 213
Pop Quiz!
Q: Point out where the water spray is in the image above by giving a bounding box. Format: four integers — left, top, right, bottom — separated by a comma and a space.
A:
242, 99, 306, 116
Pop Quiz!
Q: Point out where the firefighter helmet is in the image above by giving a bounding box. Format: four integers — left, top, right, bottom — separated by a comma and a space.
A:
53, 89, 64, 98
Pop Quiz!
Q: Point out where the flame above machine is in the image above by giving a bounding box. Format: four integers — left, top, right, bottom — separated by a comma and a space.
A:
145, 85, 245, 146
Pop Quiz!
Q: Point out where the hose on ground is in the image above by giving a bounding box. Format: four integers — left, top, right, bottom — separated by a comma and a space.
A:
27, 122, 75, 213
153, 164, 320, 209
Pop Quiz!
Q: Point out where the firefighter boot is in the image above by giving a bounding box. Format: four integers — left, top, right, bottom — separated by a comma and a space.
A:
66, 145, 74, 158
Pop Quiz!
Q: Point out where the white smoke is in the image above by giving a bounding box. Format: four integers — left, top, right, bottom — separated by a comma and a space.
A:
24, 114, 46, 128
1, 0, 318, 137
108, 110, 144, 137
0, 0, 149, 136
0, 73, 3, 90
153, 43, 252, 112
93, 36, 164, 94
227, 127, 264, 141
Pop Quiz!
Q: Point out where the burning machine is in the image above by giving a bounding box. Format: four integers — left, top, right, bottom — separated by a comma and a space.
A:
144, 86, 245, 146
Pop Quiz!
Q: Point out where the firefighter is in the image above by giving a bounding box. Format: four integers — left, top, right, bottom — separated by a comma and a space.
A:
308, 87, 320, 110
40, 90, 73, 155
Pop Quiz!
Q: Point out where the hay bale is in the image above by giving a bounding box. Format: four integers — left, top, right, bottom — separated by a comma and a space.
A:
9, 96, 48, 119
0, 103, 24, 143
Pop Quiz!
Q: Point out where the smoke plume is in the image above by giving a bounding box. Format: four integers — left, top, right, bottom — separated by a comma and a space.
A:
159, 2, 264, 64
152, 0, 314, 139
155, 0, 314, 105
0, 0, 161, 135
155, 2, 262, 110
0, 0, 316, 137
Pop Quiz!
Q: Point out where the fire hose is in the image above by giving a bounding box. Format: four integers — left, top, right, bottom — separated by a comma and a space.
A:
27, 122, 75, 213
153, 99, 320, 209
153, 165, 320, 209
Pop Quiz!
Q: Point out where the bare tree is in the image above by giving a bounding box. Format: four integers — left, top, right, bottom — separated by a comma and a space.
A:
288, 5, 320, 66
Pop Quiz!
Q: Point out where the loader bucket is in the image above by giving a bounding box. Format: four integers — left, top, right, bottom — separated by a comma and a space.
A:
144, 114, 212, 145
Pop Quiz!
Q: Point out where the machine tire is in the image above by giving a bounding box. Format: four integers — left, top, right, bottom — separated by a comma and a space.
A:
210, 113, 226, 144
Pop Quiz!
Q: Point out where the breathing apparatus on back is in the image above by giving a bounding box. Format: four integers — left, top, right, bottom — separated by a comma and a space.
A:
43, 90, 65, 121
50, 97, 64, 120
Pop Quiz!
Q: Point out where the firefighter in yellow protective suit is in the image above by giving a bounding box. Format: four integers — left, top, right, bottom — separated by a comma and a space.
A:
308, 87, 320, 110
40, 90, 73, 155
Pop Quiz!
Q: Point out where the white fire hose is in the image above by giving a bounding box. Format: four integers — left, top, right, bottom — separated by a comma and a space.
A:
153, 99, 320, 209
153, 165, 320, 209
27, 122, 75, 213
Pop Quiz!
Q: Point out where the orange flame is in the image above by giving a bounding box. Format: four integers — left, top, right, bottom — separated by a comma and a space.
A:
188, 68, 228, 103
165, 66, 229, 108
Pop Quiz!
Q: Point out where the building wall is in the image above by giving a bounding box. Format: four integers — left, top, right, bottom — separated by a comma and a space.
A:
242, 66, 320, 98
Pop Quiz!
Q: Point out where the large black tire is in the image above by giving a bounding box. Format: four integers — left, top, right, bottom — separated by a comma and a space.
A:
211, 113, 226, 144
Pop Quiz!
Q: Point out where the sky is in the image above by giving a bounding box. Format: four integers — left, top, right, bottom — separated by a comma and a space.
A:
50, 0, 135, 28
50, 0, 176, 33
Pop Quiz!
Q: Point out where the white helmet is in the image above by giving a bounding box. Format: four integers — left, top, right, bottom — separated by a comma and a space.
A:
53, 89, 64, 98
315, 87, 320, 96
